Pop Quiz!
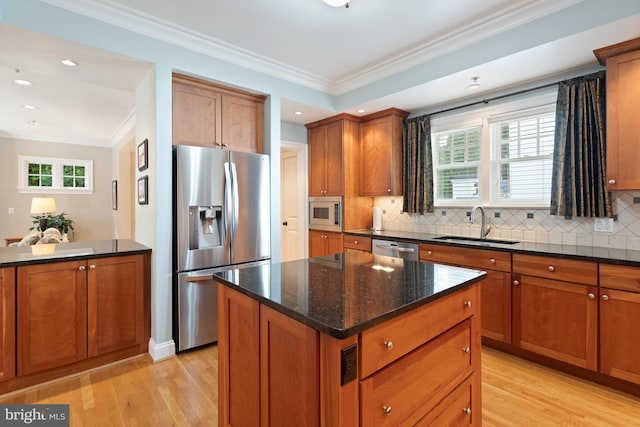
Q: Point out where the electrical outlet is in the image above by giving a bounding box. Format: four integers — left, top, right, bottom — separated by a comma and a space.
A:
8, 208, 14, 214
594, 218, 614, 233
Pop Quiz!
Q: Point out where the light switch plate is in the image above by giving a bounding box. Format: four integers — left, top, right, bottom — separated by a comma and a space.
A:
594, 218, 614, 233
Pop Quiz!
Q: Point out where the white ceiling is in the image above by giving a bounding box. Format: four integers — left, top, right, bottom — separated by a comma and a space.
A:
1, 0, 639, 146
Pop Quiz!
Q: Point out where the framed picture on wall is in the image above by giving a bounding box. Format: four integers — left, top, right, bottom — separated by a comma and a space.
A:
137, 138, 148, 171
112, 180, 118, 210
138, 175, 148, 205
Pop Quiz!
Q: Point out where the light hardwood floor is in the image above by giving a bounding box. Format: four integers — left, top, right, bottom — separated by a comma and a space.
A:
1, 345, 639, 426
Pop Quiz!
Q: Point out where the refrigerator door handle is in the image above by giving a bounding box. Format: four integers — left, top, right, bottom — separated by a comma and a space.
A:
230, 162, 240, 238
224, 161, 233, 250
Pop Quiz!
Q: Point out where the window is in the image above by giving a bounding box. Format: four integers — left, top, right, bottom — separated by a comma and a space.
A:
18, 155, 94, 194
433, 126, 481, 202
431, 90, 557, 207
490, 106, 555, 205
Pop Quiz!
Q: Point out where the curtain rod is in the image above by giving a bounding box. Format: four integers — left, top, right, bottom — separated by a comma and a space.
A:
428, 81, 559, 118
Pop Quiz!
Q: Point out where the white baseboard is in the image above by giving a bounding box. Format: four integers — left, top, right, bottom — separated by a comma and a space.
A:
148, 337, 176, 362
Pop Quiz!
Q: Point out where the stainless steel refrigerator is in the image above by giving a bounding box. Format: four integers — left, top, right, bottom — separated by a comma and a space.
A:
173, 145, 270, 351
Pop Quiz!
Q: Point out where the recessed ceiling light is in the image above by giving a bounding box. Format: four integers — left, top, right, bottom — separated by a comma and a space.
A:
61, 59, 78, 67
22, 104, 39, 110
467, 76, 480, 90
323, 0, 349, 7
13, 79, 32, 87
357, 109, 366, 113
294, 111, 303, 115
27, 120, 39, 126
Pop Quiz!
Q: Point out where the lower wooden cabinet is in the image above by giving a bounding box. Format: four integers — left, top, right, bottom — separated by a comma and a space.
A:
599, 263, 640, 384
343, 235, 371, 253
512, 254, 598, 371
17, 255, 147, 378
0, 267, 16, 386
309, 230, 343, 257
480, 270, 512, 344
219, 282, 482, 426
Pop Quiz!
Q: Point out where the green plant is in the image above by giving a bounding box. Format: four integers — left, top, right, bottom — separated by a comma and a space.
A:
30, 212, 75, 234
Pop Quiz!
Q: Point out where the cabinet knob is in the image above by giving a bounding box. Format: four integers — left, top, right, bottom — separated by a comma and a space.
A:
587, 293, 595, 299
89, 264, 96, 269
608, 179, 616, 185
602, 294, 609, 301
383, 406, 392, 415
463, 300, 472, 308
383, 340, 394, 350
78, 265, 85, 271
354, 240, 359, 245
463, 408, 472, 415
513, 280, 520, 286
547, 265, 555, 272
427, 250, 432, 255
490, 258, 496, 264
387, 188, 391, 193
462, 347, 471, 354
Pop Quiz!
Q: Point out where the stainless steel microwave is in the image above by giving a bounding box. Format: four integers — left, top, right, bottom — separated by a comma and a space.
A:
309, 196, 342, 232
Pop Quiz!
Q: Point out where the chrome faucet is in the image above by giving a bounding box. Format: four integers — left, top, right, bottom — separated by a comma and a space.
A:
469, 205, 491, 239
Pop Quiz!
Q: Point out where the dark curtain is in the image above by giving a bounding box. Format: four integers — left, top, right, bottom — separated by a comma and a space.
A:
403, 115, 434, 214
550, 71, 612, 218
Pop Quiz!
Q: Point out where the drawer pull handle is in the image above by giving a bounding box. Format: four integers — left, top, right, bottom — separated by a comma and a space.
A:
463, 300, 472, 308
383, 341, 394, 350
513, 280, 520, 286
462, 347, 471, 354
383, 405, 392, 415
79, 266, 86, 271
463, 408, 472, 415
548, 265, 555, 272
602, 294, 609, 301
587, 293, 595, 299
490, 258, 496, 264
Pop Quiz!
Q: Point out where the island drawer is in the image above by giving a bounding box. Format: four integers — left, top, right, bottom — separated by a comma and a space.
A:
360, 284, 478, 378
415, 374, 474, 426
512, 254, 597, 285
343, 235, 372, 252
420, 244, 511, 272
360, 320, 473, 427
599, 264, 640, 292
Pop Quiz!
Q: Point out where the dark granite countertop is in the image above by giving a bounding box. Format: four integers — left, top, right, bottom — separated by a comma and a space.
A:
345, 229, 640, 266
0, 239, 151, 267
213, 251, 486, 339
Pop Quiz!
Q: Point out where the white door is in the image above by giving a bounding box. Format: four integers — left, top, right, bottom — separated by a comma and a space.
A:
280, 142, 307, 261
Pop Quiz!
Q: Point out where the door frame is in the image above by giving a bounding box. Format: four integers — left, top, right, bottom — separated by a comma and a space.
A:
280, 140, 308, 260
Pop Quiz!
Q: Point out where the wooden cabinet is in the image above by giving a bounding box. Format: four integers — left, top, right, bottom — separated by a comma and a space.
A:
512, 254, 597, 370
599, 264, 640, 384
420, 243, 512, 343
359, 108, 409, 196
172, 74, 265, 153
343, 234, 371, 253
17, 255, 147, 377
219, 279, 481, 426
309, 230, 343, 257
308, 120, 344, 196
0, 267, 15, 386
307, 114, 373, 230
594, 38, 640, 190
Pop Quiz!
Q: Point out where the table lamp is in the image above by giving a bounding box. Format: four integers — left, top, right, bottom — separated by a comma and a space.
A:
30, 197, 57, 232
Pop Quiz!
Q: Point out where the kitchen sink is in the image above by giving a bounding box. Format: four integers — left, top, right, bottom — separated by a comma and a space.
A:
433, 235, 520, 245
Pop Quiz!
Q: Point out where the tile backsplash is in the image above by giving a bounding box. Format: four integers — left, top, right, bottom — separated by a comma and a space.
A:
373, 191, 640, 250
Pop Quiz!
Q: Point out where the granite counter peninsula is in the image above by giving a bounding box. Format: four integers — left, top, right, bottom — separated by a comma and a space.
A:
214, 251, 486, 426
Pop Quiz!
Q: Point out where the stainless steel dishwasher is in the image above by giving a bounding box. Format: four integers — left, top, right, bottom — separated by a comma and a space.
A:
372, 238, 419, 261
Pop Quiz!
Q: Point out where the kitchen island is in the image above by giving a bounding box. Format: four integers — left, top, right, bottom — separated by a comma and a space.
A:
214, 251, 486, 426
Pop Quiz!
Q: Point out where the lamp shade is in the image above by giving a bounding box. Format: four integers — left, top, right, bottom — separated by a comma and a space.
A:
30, 197, 57, 214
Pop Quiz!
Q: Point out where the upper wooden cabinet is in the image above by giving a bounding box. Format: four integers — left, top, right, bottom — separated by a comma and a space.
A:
594, 38, 640, 190
307, 120, 345, 196
359, 108, 409, 196
172, 74, 265, 153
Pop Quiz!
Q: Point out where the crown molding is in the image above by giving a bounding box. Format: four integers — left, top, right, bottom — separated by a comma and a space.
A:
42, 0, 582, 96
